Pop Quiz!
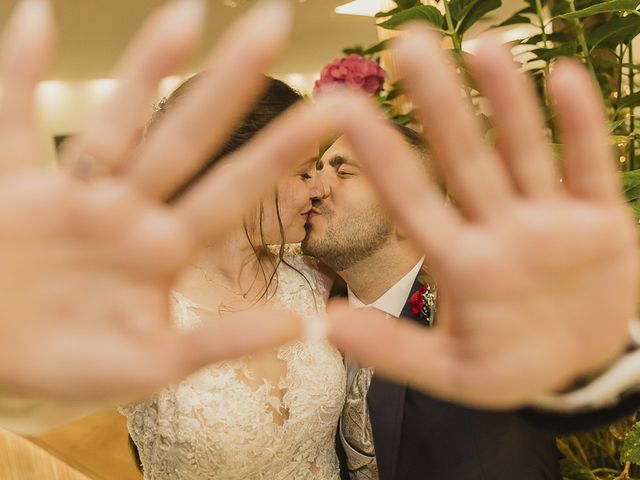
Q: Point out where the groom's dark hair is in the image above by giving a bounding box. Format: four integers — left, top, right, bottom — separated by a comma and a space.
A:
393, 123, 444, 191
394, 124, 425, 153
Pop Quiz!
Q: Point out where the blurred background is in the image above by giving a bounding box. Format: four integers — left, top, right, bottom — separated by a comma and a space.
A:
0, 0, 524, 165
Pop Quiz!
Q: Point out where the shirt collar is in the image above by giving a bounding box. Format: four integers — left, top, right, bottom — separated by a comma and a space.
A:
347, 258, 424, 318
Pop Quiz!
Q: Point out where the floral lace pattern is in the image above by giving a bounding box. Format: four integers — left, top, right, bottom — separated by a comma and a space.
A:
120, 245, 346, 480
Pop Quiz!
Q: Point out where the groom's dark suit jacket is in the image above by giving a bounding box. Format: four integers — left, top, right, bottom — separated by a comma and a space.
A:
335, 275, 562, 480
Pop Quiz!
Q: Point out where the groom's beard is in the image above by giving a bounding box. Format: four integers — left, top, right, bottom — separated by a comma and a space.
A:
302, 202, 393, 272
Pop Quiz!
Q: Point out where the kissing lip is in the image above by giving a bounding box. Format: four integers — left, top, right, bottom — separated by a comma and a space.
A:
306, 208, 321, 220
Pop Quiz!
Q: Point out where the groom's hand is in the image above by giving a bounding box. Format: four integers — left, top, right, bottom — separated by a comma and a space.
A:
0, 0, 339, 415
327, 28, 639, 409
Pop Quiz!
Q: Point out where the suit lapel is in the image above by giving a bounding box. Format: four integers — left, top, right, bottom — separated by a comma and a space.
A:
367, 271, 433, 480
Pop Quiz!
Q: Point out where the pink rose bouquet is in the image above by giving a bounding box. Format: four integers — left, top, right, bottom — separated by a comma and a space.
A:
313, 54, 387, 98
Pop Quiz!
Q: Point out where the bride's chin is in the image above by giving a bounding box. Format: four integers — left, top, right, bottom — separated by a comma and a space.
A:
284, 225, 307, 244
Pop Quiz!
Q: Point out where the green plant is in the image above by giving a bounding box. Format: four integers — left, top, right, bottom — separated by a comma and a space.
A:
348, 0, 640, 168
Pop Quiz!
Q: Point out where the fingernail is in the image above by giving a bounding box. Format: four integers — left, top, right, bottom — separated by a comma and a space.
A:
303, 313, 330, 342
250, 0, 293, 33
170, 0, 207, 28
14, 0, 52, 26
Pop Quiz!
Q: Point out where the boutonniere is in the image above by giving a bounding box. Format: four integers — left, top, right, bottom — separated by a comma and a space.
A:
408, 279, 436, 327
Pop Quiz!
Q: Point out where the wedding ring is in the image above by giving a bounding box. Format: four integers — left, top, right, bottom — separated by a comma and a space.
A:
69, 153, 110, 181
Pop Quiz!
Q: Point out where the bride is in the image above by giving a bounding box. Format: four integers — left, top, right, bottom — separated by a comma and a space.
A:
120, 74, 346, 479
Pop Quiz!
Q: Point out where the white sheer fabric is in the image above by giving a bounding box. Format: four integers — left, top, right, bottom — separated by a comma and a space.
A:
120, 245, 346, 480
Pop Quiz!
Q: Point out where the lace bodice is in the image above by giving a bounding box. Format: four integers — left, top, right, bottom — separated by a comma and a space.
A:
121, 245, 346, 480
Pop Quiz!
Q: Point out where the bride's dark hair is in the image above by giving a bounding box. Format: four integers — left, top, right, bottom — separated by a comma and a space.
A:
149, 73, 305, 306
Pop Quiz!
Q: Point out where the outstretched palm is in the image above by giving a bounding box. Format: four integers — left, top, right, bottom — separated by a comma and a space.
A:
329, 29, 639, 408
0, 0, 325, 406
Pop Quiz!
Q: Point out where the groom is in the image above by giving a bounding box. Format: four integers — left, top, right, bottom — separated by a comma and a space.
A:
302, 127, 562, 480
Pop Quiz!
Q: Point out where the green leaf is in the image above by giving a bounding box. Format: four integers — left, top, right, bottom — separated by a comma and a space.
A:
516, 4, 538, 15
557, 0, 640, 20
628, 201, 640, 219
363, 39, 392, 56
521, 32, 572, 45
617, 92, 640, 110
378, 5, 444, 30
530, 41, 578, 61
497, 14, 531, 27
622, 170, 640, 202
610, 118, 629, 132
449, 0, 502, 35
524, 0, 547, 8
621, 420, 640, 464
396, 0, 422, 8
495, 6, 536, 27
375, 7, 401, 18
586, 15, 640, 50
610, 134, 632, 145
550, 1, 570, 17
342, 45, 366, 56
558, 459, 597, 480
392, 114, 413, 126
385, 88, 403, 102
376, 0, 422, 17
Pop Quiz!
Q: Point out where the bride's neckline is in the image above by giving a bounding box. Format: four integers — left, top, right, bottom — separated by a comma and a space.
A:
173, 292, 217, 314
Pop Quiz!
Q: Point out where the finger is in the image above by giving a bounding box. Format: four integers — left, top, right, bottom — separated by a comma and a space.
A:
328, 303, 572, 409
549, 59, 621, 201
60, 0, 206, 174
469, 37, 558, 197
173, 101, 335, 245
328, 302, 462, 394
395, 27, 513, 220
0, 0, 56, 173
125, 0, 293, 200
331, 91, 461, 262
162, 307, 302, 382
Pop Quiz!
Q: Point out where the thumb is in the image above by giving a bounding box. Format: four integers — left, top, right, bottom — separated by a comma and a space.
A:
164, 306, 303, 380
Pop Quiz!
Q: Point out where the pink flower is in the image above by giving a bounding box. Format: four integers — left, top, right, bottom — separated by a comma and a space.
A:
313, 54, 386, 98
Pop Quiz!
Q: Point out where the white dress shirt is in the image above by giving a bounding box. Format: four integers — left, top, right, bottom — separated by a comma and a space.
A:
533, 319, 640, 412
347, 259, 424, 317
344, 258, 424, 386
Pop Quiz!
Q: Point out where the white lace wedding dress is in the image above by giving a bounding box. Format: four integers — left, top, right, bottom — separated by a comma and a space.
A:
120, 245, 346, 480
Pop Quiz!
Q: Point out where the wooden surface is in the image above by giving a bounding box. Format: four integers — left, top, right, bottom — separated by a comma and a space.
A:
0, 428, 92, 480
1, 408, 142, 480
28, 408, 142, 480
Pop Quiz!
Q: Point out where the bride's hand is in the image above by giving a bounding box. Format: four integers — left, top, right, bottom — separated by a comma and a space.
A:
328, 29, 639, 409
0, 0, 330, 408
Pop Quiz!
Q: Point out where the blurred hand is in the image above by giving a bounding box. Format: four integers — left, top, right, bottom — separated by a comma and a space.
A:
328, 29, 639, 409
0, 0, 335, 407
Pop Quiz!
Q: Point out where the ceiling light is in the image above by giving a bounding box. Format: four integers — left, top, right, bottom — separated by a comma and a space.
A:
335, 0, 392, 18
